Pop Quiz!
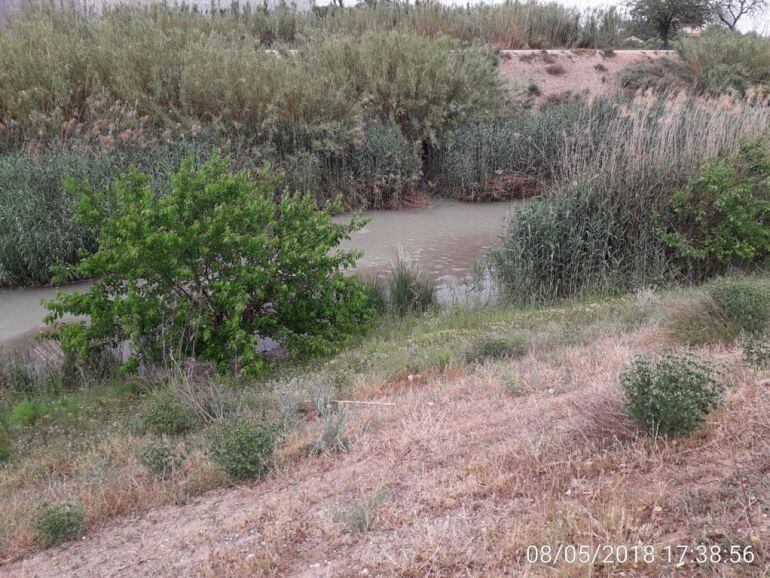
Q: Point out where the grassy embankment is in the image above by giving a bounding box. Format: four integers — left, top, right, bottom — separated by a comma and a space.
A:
1, 273, 769, 573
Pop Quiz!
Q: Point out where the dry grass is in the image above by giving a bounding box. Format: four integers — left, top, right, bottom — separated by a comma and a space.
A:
3, 288, 769, 576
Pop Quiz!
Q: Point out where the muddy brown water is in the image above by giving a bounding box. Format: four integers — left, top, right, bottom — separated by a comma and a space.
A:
0, 199, 515, 348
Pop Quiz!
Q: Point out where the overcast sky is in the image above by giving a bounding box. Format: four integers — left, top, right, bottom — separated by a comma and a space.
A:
315, 0, 769, 34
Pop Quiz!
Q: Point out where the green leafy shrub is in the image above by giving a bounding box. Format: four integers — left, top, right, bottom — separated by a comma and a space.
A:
0, 139, 219, 287
208, 417, 276, 481
138, 390, 198, 436
708, 278, 770, 336
465, 335, 527, 363
45, 155, 373, 373
621, 352, 724, 436
740, 334, 770, 369
660, 139, 770, 279
139, 438, 186, 479
33, 502, 85, 547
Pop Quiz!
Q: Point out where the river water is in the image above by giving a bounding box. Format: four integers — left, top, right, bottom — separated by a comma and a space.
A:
0, 199, 515, 347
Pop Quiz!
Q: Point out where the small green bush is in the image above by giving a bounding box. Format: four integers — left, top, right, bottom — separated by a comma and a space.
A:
138, 439, 186, 479
45, 155, 373, 372
708, 278, 770, 337
138, 390, 198, 436
9, 398, 50, 426
621, 352, 724, 436
33, 502, 85, 547
208, 418, 276, 481
465, 335, 527, 363
740, 334, 770, 369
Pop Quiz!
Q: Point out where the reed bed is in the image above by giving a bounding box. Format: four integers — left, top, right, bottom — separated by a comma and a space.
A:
491, 95, 770, 304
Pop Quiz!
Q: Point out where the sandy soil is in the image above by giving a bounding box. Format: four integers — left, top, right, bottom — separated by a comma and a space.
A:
499, 49, 676, 101
4, 324, 768, 577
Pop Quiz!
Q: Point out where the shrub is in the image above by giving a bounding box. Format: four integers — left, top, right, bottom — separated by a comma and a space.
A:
32, 502, 85, 547
660, 138, 770, 279
9, 398, 50, 426
545, 63, 567, 75
594, 63, 607, 71
621, 352, 724, 436
465, 335, 527, 364
208, 417, 276, 481
527, 83, 541, 95
311, 411, 350, 456
44, 155, 374, 372
740, 334, 770, 369
139, 438, 186, 479
138, 390, 198, 436
678, 30, 770, 95
708, 278, 770, 336
0, 139, 219, 287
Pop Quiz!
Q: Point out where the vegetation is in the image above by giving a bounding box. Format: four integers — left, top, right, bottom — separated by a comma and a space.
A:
490, 99, 769, 305
625, 0, 711, 48
621, 351, 724, 436
32, 503, 85, 547
464, 335, 528, 363
208, 417, 276, 481
661, 136, 770, 278
138, 390, 199, 437
44, 156, 374, 373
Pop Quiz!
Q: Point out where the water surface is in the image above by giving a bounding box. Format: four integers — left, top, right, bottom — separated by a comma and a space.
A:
0, 199, 514, 347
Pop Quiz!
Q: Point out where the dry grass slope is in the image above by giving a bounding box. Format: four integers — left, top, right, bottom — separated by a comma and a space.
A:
2, 286, 769, 577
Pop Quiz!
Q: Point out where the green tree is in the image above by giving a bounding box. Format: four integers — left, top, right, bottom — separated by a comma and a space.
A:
45, 155, 374, 374
626, 0, 712, 47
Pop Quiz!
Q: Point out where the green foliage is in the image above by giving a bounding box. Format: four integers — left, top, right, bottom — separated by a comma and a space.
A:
32, 502, 85, 547
0, 435, 11, 464
387, 257, 437, 318
708, 278, 770, 336
621, 351, 724, 436
44, 155, 373, 372
660, 139, 770, 278
491, 184, 671, 304
679, 30, 770, 95
138, 390, 198, 436
465, 335, 528, 363
208, 417, 276, 481
740, 334, 770, 369
626, 0, 711, 47
9, 398, 50, 426
0, 139, 220, 287
138, 438, 186, 479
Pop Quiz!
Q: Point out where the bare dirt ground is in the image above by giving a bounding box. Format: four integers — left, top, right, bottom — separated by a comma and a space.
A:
4, 322, 769, 577
499, 49, 676, 101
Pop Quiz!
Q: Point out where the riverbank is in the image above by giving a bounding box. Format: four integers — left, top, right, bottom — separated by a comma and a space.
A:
2, 274, 769, 573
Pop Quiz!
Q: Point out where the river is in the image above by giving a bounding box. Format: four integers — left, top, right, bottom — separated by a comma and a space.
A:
0, 199, 515, 348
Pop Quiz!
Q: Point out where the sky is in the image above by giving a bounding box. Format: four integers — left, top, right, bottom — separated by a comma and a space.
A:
315, 0, 769, 34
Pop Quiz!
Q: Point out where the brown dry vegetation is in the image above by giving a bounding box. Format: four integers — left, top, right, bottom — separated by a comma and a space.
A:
2, 285, 769, 577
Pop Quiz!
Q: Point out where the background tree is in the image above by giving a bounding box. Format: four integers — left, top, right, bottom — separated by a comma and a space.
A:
626, 0, 712, 47
713, 0, 768, 30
